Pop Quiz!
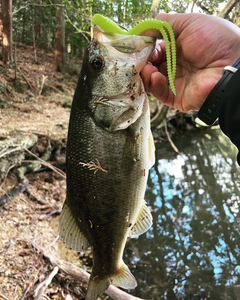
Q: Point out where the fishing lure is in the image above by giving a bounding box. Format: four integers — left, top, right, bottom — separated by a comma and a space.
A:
92, 14, 176, 95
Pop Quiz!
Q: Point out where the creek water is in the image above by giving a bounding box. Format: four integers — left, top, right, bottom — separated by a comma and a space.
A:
125, 128, 240, 300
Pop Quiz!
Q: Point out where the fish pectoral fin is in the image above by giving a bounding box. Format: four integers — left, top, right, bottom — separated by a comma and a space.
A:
59, 201, 89, 253
128, 202, 153, 238
110, 263, 137, 289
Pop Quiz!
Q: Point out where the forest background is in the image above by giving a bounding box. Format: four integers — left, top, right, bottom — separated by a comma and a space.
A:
1, 0, 240, 71
1, 0, 240, 128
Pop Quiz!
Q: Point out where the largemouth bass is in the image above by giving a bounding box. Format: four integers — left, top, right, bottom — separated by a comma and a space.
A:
59, 26, 156, 300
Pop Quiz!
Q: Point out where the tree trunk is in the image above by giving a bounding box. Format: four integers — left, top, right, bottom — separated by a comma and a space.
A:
217, 0, 239, 18
0, 1, 3, 50
150, 0, 161, 18
2, 0, 12, 63
55, 6, 65, 72
232, 1, 240, 26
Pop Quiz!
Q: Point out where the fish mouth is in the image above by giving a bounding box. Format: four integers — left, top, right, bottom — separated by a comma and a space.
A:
90, 26, 155, 132
93, 26, 156, 73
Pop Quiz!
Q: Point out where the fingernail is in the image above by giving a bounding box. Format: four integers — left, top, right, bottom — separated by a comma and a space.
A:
149, 49, 158, 62
156, 44, 161, 52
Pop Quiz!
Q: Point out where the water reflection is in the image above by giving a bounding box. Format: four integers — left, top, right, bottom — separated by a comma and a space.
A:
125, 128, 240, 300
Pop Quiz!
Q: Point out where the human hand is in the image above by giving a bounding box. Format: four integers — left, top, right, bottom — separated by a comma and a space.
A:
141, 13, 240, 112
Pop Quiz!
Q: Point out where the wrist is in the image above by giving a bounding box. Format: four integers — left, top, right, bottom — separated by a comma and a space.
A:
197, 57, 240, 125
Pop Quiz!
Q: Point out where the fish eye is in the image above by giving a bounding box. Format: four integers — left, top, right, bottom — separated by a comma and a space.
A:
90, 55, 105, 69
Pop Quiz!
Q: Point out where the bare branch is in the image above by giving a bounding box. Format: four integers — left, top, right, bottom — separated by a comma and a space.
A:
165, 123, 179, 153
34, 266, 59, 300
23, 147, 66, 179
65, 13, 90, 42
13, 3, 64, 15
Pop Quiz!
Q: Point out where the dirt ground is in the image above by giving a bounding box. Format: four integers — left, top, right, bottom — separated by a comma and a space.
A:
0, 45, 98, 300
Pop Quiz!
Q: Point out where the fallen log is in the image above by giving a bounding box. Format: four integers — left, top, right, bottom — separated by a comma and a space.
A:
0, 131, 38, 178
0, 131, 66, 206
0, 179, 29, 206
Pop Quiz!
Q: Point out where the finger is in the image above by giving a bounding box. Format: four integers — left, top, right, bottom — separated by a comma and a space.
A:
149, 41, 166, 65
141, 64, 172, 104
140, 29, 163, 39
141, 64, 158, 92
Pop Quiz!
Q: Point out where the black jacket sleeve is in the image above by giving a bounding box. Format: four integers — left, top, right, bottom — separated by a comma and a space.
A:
219, 68, 240, 165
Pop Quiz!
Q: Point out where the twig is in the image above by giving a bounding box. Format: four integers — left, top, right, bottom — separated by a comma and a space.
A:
33, 266, 59, 300
20, 275, 40, 300
0, 145, 65, 206
38, 75, 48, 95
0, 164, 16, 189
0, 293, 10, 300
32, 23, 37, 63
0, 145, 24, 159
48, 235, 59, 248
13, 3, 64, 15
17, 67, 34, 90
25, 188, 48, 205
0, 179, 29, 207
150, 101, 161, 123
65, 13, 90, 42
79, 159, 108, 174
30, 242, 145, 300
150, 102, 169, 129
164, 123, 179, 153
14, 41, 17, 81
23, 147, 66, 179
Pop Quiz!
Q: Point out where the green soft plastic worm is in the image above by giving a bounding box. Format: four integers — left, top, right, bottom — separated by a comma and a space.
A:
92, 13, 176, 95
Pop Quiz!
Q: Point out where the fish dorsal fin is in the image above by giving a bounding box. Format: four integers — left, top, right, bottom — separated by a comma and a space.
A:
148, 130, 155, 169
59, 201, 89, 253
128, 202, 153, 238
111, 263, 137, 289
